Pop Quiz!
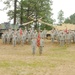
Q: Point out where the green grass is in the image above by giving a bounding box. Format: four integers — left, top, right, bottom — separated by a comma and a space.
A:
0, 40, 75, 75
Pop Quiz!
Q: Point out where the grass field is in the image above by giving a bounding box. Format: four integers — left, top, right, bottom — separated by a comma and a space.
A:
0, 39, 75, 75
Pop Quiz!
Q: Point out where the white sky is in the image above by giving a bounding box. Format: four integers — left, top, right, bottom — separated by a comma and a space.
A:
0, 0, 75, 23
52, 0, 75, 23
0, 2, 9, 23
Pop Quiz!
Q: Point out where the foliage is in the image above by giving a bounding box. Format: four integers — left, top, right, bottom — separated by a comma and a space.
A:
64, 13, 75, 24
64, 18, 71, 24
40, 24, 53, 30
58, 10, 64, 25
1, 0, 53, 30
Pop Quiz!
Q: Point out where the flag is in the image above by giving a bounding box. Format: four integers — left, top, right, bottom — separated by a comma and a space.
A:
37, 32, 40, 47
64, 28, 68, 33
20, 28, 23, 35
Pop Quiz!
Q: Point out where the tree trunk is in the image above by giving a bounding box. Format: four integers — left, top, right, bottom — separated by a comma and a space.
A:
26, 7, 30, 30
20, 0, 23, 25
14, 0, 17, 25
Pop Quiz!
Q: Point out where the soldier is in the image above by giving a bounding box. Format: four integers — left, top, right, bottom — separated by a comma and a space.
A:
17, 30, 21, 44
4, 31, 8, 44
21, 31, 26, 45
73, 31, 75, 43
69, 31, 73, 43
56, 30, 61, 43
12, 32, 17, 47
39, 37, 44, 55
31, 37, 37, 55
28, 31, 31, 44
19, 28, 23, 36
50, 30, 55, 43
30, 28, 34, 39
42, 28, 47, 39
40, 30, 43, 38
33, 30, 38, 38
7, 31, 12, 44
66, 32, 71, 44
59, 32, 65, 46
1, 32, 6, 44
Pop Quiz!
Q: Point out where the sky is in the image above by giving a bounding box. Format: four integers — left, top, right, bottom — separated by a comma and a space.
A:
52, 0, 75, 23
0, 2, 9, 23
0, 0, 75, 23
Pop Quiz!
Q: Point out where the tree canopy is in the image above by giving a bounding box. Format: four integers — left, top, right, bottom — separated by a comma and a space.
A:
1, 0, 53, 30
57, 10, 64, 25
64, 13, 75, 24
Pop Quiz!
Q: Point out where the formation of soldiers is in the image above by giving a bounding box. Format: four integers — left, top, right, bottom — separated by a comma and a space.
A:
1, 28, 46, 55
1, 28, 47, 47
1, 27, 75, 55
2, 27, 75, 47
50, 28, 75, 46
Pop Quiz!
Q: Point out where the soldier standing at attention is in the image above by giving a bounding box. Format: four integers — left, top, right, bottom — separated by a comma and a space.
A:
19, 28, 23, 36
42, 28, 47, 39
39, 37, 44, 55
31, 37, 37, 55
1, 31, 6, 44
59, 32, 65, 46
28, 31, 31, 44
12, 32, 17, 47
73, 31, 75, 43
50, 30, 55, 43
66, 32, 71, 45
37, 30, 44, 55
